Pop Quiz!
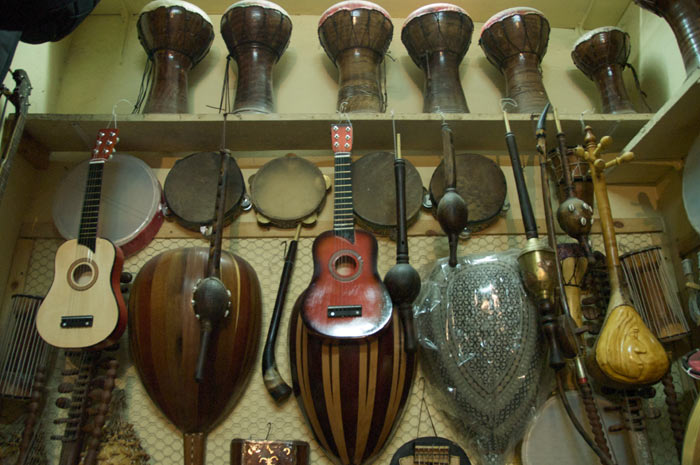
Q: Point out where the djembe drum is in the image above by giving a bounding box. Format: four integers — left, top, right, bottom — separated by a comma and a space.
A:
634, 0, 700, 76
221, 1, 292, 114
480, 7, 550, 113
318, 1, 393, 112
401, 4, 473, 113
137, 0, 214, 113
572, 27, 636, 114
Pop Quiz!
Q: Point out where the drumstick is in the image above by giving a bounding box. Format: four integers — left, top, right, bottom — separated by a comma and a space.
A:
262, 223, 301, 402
384, 133, 421, 353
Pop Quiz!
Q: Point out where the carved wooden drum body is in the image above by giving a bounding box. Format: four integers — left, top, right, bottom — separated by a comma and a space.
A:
402, 4, 473, 113
137, 0, 214, 113
572, 27, 635, 114
52, 154, 164, 257
415, 253, 545, 464
221, 1, 292, 114
289, 309, 416, 465
479, 7, 550, 113
634, 0, 700, 75
318, 1, 393, 112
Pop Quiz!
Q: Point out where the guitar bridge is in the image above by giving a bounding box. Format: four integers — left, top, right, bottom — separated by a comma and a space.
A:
60, 316, 93, 328
328, 305, 362, 318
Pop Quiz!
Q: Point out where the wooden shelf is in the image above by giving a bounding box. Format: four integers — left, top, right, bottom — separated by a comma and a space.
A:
22, 112, 650, 157
607, 69, 700, 184
92, 0, 632, 30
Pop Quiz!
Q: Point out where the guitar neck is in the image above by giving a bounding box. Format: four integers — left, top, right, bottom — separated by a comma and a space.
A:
78, 161, 105, 252
333, 151, 354, 242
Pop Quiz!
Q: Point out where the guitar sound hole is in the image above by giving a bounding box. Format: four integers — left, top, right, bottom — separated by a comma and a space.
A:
73, 264, 93, 286
335, 255, 357, 277
67, 259, 98, 291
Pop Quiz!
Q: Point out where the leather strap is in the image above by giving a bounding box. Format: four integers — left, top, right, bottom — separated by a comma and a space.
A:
184, 432, 206, 465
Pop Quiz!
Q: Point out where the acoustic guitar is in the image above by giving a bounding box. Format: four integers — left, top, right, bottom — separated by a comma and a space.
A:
299, 123, 392, 338
36, 129, 127, 349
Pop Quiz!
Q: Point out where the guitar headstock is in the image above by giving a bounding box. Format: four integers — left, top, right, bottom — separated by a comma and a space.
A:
92, 128, 119, 161
331, 123, 353, 153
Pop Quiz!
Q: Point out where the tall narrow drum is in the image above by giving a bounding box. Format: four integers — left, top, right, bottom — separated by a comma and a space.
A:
634, 0, 700, 75
572, 27, 636, 114
401, 4, 473, 113
318, 1, 393, 112
221, 1, 292, 114
479, 8, 550, 113
137, 0, 214, 113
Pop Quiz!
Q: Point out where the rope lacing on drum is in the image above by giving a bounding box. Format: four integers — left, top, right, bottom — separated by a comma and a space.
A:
132, 60, 153, 114
625, 63, 653, 112
218, 56, 233, 114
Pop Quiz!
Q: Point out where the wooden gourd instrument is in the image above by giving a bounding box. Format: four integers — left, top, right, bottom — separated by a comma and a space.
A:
575, 126, 668, 387
129, 150, 261, 465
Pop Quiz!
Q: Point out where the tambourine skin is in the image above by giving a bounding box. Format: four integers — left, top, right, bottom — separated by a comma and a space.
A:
401, 5, 473, 113
318, 2, 393, 112
137, 2, 214, 113
221, 1, 293, 113
634, 0, 700, 75
479, 8, 550, 113
572, 27, 635, 114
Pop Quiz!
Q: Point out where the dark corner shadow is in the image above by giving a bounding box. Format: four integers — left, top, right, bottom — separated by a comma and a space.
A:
399, 54, 423, 91
635, 191, 658, 218
273, 48, 297, 94
319, 51, 338, 83
477, 55, 505, 95
565, 68, 601, 113
190, 43, 220, 88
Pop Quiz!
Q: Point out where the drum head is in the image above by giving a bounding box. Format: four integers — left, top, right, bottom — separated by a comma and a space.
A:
249, 154, 328, 227
164, 152, 245, 228
683, 134, 700, 236
352, 151, 423, 232
53, 154, 162, 249
429, 153, 506, 229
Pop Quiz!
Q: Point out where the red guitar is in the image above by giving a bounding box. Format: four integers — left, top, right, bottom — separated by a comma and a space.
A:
36, 129, 127, 349
299, 123, 392, 338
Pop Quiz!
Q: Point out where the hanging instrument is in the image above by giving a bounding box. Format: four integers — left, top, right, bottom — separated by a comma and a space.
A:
352, 151, 424, 235
480, 8, 550, 113
289, 123, 415, 465
633, 0, 700, 76
129, 149, 261, 465
571, 27, 637, 114
575, 126, 668, 387
390, 437, 471, 465
318, 1, 393, 112
401, 4, 473, 113
220, 0, 292, 114
136, 0, 214, 113
0, 69, 30, 205
52, 154, 164, 257
36, 129, 127, 350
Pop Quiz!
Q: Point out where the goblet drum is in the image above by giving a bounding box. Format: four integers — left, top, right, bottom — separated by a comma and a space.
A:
221, 1, 292, 114
401, 3, 473, 113
572, 27, 636, 114
634, 0, 700, 76
318, 1, 393, 112
479, 7, 550, 113
137, 0, 214, 113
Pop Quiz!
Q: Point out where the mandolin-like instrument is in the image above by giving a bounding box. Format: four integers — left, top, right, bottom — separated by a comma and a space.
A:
36, 129, 127, 350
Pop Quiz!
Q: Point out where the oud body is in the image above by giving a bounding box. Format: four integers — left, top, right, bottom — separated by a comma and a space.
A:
129, 247, 261, 463
37, 239, 126, 349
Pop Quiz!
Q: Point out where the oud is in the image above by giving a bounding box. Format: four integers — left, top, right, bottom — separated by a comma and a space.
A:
299, 124, 392, 339
37, 129, 126, 350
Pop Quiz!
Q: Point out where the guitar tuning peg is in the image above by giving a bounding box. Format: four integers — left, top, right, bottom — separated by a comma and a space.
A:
61, 369, 79, 376
120, 271, 133, 283
88, 389, 104, 401
57, 382, 74, 393
50, 434, 67, 441
91, 376, 106, 388
55, 397, 75, 409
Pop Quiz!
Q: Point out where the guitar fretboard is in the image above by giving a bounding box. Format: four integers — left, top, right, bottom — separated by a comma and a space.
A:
333, 151, 354, 242
77, 161, 105, 252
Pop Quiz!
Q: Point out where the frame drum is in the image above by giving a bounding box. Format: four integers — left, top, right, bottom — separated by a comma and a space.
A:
522, 391, 633, 465
572, 27, 635, 114
164, 151, 246, 230
402, 4, 473, 113
352, 151, 424, 234
137, 0, 214, 113
429, 153, 506, 231
318, 1, 393, 112
53, 154, 164, 257
479, 7, 550, 113
248, 154, 329, 228
634, 0, 700, 76
221, 1, 292, 114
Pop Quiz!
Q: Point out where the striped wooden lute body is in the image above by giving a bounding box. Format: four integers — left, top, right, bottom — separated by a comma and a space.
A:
289, 123, 416, 464
129, 247, 261, 464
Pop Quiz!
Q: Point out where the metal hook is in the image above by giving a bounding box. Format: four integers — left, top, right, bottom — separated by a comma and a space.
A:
109, 98, 134, 129
500, 98, 518, 113
265, 422, 272, 440
579, 109, 590, 133
281, 240, 288, 258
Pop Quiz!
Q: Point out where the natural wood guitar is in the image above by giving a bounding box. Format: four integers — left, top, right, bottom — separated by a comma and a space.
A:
299, 123, 392, 338
36, 129, 127, 350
